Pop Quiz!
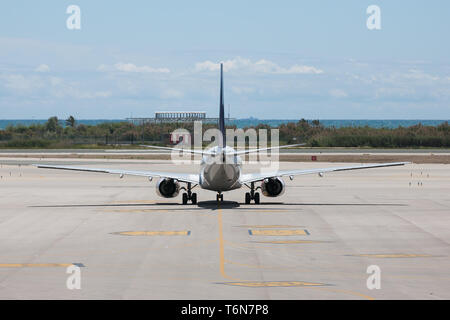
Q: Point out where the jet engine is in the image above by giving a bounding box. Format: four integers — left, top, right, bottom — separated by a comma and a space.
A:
261, 177, 285, 197
156, 178, 180, 198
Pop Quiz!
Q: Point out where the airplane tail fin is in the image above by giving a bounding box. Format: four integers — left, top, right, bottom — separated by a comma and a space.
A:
219, 63, 226, 148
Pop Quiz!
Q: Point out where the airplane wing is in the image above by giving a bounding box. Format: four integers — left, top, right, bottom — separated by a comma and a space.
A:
140, 145, 214, 156
34, 164, 200, 184
240, 162, 410, 184
229, 143, 306, 156
141, 143, 306, 157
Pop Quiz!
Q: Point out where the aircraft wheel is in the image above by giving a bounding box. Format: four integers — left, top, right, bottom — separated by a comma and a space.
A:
245, 192, 251, 204
182, 193, 188, 204
191, 193, 197, 204
254, 192, 260, 204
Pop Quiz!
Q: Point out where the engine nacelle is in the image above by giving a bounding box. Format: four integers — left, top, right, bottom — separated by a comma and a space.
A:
156, 178, 180, 198
261, 177, 285, 197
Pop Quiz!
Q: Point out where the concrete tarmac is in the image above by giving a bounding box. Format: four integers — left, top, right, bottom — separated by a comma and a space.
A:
0, 158, 449, 299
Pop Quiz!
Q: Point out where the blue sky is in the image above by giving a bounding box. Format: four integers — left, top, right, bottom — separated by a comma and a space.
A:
0, 0, 449, 119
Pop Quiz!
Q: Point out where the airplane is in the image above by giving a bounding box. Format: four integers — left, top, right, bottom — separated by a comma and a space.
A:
35, 63, 409, 204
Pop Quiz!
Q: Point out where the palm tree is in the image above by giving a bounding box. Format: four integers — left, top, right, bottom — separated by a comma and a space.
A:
65, 115, 76, 128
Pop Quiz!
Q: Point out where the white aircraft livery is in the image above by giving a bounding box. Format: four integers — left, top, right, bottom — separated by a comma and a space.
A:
35, 63, 409, 204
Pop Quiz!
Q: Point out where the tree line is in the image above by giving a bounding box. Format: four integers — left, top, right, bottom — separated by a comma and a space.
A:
0, 116, 448, 148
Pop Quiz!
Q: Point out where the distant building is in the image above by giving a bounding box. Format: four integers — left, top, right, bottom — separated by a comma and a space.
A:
127, 111, 233, 125
155, 111, 206, 121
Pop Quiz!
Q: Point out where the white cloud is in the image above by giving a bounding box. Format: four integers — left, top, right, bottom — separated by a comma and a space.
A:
195, 60, 221, 72
402, 69, 440, 81
35, 64, 50, 73
195, 57, 323, 74
97, 62, 170, 73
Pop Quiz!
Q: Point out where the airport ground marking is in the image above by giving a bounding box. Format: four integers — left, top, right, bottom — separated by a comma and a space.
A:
350, 254, 433, 258
0, 263, 85, 268
214, 204, 376, 299
217, 203, 244, 281
102, 209, 171, 213
220, 281, 328, 288
216, 204, 331, 287
223, 240, 255, 250
249, 229, 310, 236
311, 287, 375, 300
252, 240, 326, 244
224, 259, 274, 269
113, 231, 191, 236
235, 225, 305, 229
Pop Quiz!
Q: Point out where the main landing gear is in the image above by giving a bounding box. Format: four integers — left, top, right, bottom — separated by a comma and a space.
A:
182, 183, 197, 205
245, 182, 260, 204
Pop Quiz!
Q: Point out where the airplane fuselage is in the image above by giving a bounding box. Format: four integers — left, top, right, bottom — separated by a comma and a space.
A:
199, 146, 242, 192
